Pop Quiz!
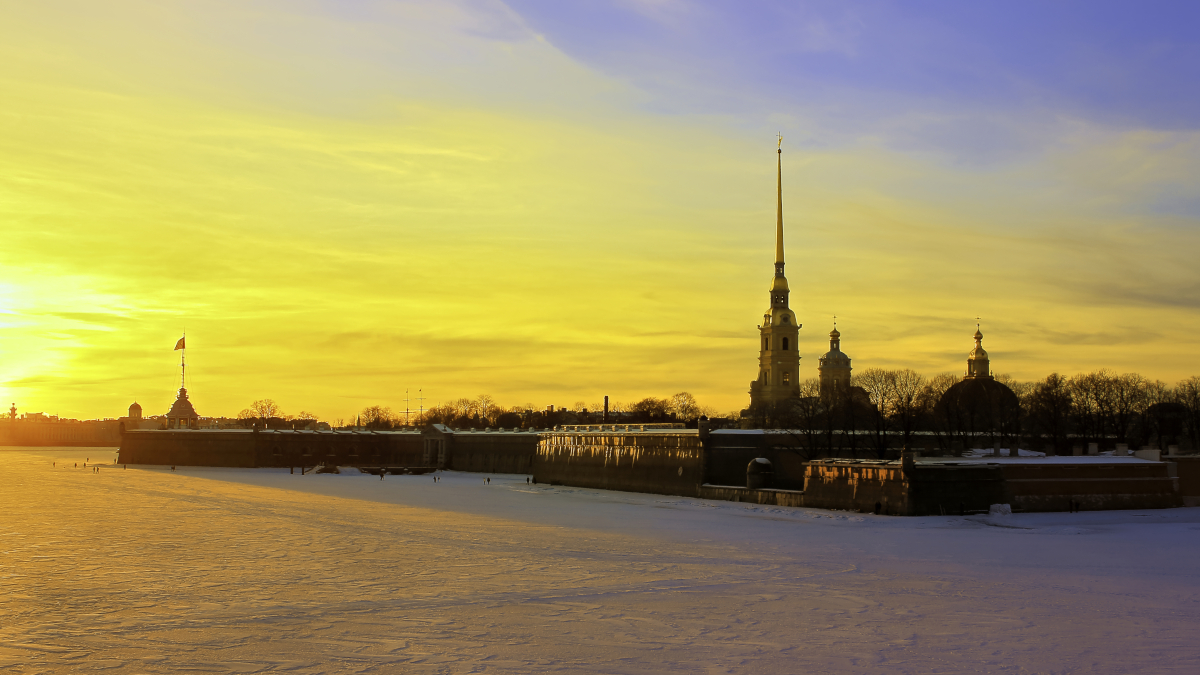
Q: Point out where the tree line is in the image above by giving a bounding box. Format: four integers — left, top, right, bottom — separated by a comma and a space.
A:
350, 392, 721, 431
752, 369, 1200, 459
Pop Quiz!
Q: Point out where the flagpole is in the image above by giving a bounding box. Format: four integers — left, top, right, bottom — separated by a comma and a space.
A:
181, 332, 186, 390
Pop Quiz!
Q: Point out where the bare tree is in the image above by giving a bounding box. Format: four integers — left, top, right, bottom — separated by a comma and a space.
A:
921, 373, 960, 453
249, 399, 282, 419
1028, 373, 1072, 453
854, 368, 894, 458
890, 368, 927, 448
669, 392, 701, 421
360, 406, 396, 430
1178, 376, 1200, 452
631, 397, 671, 421
1111, 373, 1148, 446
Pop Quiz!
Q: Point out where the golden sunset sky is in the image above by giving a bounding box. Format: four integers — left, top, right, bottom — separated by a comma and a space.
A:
2, 1, 1199, 421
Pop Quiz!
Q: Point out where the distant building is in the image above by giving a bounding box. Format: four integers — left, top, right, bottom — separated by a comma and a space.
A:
0, 406, 121, 447
749, 141, 801, 409
818, 325, 852, 396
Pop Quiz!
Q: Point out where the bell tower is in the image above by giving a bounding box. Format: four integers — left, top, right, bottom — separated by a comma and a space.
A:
749, 138, 802, 409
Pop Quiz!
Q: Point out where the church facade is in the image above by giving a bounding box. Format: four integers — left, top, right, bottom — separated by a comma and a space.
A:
748, 142, 802, 409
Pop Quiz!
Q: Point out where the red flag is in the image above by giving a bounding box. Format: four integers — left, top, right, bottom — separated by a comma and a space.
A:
174, 336, 185, 350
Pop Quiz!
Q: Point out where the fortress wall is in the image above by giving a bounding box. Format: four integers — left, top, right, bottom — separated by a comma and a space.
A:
1170, 457, 1200, 506
1001, 463, 1183, 511
800, 461, 1007, 516
801, 461, 911, 514
703, 431, 808, 490
696, 485, 805, 507
905, 465, 1007, 516
532, 431, 703, 497
119, 430, 258, 467
702, 431, 764, 487
254, 431, 424, 468
118, 430, 425, 468
446, 433, 538, 474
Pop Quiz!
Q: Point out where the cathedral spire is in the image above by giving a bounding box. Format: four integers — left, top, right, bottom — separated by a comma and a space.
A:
748, 139, 802, 413
776, 134, 784, 265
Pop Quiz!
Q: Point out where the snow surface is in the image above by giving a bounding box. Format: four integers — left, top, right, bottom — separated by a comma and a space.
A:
3, 448, 1200, 674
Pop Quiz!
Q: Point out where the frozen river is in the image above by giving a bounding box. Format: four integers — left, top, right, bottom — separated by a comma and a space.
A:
3, 448, 1199, 673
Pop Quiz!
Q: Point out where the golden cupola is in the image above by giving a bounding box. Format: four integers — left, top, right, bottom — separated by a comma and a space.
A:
964, 325, 992, 380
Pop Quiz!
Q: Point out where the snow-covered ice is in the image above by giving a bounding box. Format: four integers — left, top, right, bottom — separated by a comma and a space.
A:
3, 448, 1199, 673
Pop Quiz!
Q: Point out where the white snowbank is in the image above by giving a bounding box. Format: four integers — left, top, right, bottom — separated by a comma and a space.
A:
6, 448, 1200, 674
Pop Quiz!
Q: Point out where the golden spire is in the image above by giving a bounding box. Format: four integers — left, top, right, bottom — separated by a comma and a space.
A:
776, 134, 784, 265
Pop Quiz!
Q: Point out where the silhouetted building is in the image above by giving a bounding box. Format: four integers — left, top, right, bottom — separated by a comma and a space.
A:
749, 141, 801, 409
128, 402, 142, 420
166, 388, 199, 429
818, 324, 852, 396
937, 326, 1019, 449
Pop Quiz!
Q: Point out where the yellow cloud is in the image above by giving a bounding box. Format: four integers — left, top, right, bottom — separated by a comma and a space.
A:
1, 2, 1198, 421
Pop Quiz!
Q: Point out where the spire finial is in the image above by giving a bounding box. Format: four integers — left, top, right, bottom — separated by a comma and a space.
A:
775, 136, 784, 265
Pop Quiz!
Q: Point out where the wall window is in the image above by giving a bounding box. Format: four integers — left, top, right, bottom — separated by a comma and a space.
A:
763, 337, 769, 351
782, 372, 790, 384
782, 337, 789, 350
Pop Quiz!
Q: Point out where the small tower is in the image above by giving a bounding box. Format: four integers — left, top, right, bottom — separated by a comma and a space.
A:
749, 138, 802, 409
166, 334, 199, 428
964, 325, 992, 380
8, 403, 15, 421
166, 389, 199, 429
128, 402, 143, 421
818, 323, 853, 395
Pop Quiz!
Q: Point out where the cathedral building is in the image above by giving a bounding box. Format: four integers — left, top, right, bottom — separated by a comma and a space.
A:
818, 324, 852, 396
748, 141, 801, 408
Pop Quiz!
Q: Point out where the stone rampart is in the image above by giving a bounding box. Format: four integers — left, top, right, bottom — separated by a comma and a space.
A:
533, 431, 703, 497
801, 460, 915, 515
1001, 462, 1183, 511
697, 485, 805, 507
118, 429, 425, 468
446, 432, 538, 474
1170, 457, 1200, 507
